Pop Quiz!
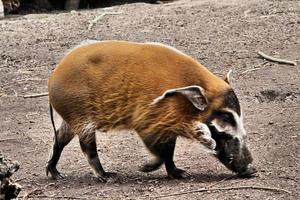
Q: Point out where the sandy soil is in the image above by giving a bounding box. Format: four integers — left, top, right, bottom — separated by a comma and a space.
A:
0, 0, 299, 199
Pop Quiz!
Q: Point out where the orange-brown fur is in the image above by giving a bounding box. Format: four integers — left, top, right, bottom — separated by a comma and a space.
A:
48, 40, 230, 145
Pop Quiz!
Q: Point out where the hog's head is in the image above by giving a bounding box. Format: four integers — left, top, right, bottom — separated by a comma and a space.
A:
206, 88, 257, 177
151, 71, 257, 177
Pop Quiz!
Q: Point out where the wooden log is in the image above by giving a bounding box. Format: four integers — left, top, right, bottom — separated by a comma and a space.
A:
2, 0, 20, 14
0, 0, 5, 18
0, 153, 21, 199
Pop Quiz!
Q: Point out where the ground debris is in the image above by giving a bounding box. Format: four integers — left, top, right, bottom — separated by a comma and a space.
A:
23, 92, 48, 98
152, 185, 292, 198
87, 12, 122, 31
258, 51, 297, 66
0, 153, 21, 200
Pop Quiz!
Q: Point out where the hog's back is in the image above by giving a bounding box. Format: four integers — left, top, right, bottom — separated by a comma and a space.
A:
48, 41, 226, 131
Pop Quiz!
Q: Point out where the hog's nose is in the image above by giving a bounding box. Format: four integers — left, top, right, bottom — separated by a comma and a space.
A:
237, 164, 257, 178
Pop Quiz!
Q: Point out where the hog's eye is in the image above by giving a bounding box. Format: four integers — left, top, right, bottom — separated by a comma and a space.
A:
216, 111, 236, 126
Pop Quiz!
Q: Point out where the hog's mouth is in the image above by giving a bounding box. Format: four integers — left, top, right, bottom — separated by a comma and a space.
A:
216, 150, 257, 177
236, 164, 257, 177
209, 126, 257, 178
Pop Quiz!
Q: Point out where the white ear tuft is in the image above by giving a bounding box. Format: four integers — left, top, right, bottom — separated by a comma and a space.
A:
224, 69, 232, 84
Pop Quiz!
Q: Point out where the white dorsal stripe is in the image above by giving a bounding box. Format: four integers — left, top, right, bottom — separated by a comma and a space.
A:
145, 42, 188, 57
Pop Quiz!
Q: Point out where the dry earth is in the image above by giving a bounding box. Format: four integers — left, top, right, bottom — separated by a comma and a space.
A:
0, 0, 299, 199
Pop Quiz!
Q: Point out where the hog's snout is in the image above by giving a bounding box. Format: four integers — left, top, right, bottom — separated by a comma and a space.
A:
213, 133, 257, 178
237, 164, 257, 178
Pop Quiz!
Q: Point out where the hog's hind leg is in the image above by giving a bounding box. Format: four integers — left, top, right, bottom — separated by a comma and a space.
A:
79, 128, 115, 182
46, 120, 75, 179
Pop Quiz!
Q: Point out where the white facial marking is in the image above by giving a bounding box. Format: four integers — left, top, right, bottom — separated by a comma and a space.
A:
211, 108, 246, 144
194, 122, 217, 153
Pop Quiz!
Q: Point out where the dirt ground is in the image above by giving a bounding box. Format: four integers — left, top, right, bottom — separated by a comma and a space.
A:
0, 0, 299, 199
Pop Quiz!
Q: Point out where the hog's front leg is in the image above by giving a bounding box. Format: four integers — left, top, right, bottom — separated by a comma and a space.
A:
194, 122, 216, 152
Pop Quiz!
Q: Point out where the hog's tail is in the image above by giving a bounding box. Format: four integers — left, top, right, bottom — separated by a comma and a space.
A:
49, 103, 57, 139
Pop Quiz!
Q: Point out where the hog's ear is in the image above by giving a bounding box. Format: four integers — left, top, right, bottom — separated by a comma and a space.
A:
151, 85, 207, 111
224, 69, 232, 85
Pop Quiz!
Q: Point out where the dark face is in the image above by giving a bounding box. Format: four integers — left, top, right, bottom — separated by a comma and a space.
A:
207, 90, 257, 177
209, 125, 256, 177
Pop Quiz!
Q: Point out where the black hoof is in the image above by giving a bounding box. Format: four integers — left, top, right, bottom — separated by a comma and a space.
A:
97, 172, 118, 183
168, 168, 190, 179
46, 166, 65, 180
140, 160, 163, 172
